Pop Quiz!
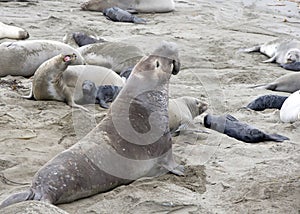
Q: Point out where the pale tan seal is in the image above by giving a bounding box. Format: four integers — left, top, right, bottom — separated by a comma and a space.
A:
81, 0, 175, 13
0, 22, 29, 40
250, 72, 300, 93
0, 41, 182, 208
78, 41, 144, 73
242, 38, 300, 64
280, 90, 300, 123
169, 96, 208, 133
0, 40, 85, 77
24, 53, 124, 111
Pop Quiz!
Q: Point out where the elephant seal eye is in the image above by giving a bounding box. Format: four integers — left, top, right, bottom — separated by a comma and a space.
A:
156, 60, 160, 68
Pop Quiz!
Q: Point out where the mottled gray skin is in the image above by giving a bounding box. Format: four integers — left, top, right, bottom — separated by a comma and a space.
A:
246, 94, 288, 111
24, 54, 124, 111
242, 38, 300, 64
169, 96, 208, 133
103, 7, 147, 24
81, 80, 122, 108
0, 42, 182, 208
0, 21, 29, 40
204, 114, 289, 143
81, 0, 175, 13
250, 72, 300, 93
0, 40, 85, 77
78, 42, 144, 73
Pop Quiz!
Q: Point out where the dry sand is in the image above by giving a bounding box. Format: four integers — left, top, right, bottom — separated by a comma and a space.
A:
0, 0, 299, 213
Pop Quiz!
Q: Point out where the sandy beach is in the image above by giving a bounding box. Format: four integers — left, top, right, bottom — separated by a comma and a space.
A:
0, 0, 299, 213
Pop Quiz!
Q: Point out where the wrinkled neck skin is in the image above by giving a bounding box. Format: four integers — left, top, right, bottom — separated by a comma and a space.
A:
185, 100, 199, 118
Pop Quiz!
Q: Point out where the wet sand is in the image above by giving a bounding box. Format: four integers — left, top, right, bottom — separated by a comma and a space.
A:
0, 0, 299, 213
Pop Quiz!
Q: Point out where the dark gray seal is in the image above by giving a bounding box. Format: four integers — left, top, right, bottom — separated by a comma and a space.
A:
72, 32, 106, 47
0, 41, 182, 208
280, 61, 300, 71
203, 114, 289, 143
245, 94, 288, 111
250, 72, 300, 93
103, 7, 146, 24
81, 80, 122, 109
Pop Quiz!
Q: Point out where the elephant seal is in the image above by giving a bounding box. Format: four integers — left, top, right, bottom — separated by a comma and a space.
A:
280, 90, 300, 123
245, 94, 288, 111
103, 7, 147, 24
0, 40, 85, 77
23, 54, 124, 110
250, 72, 300, 93
203, 114, 289, 143
78, 42, 144, 73
63, 32, 106, 48
0, 22, 29, 40
0, 41, 182, 208
81, 80, 122, 108
280, 61, 300, 71
0, 201, 69, 214
169, 96, 208, 134
242, 38, 300, 64
81, 0, 175, 13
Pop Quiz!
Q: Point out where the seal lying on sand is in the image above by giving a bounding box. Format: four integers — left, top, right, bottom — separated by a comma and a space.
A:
0, 40, 85, 77
249, 72, 300, 93
0, 22, 29, 40
81, 0, 175, 13
280, 90, 300, 123
23, 54, 124, 110
242, 38, 300, 65
63, 32, 106, 48
280, 61, 300, 71
245, 94, 288, 111
81, 80, 122, 108
103, 7, 146, 24
78, 42, 144, 73
203, 114, 289, 143
169, 96, 208, 134
0, 41, 182, 208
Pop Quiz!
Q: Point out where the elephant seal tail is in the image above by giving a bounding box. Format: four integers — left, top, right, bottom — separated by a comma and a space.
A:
266, 134, 289, 142
238, 45, 261, 53
0, 189, 34, 209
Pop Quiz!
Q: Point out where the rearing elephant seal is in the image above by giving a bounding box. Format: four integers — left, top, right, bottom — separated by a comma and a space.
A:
0, 41, 182, 208
24, 54, 124, 110
78, 42, 144, 73
81, 0, 175, 13
0, 21, 29, 40
0, 40, 85, 77
242, 38, 300, 64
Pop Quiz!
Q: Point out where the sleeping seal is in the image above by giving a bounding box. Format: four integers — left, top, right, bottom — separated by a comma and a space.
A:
242, 38, 300, 65
23, 54, 124, 110
0, 21, 29, 40
0, 41, 182, 208
81, 0, 175, 13
280, 61, 300, 71
78, 42, 144, 73
245, 94, 288, 111
249, 72, 300, 93
280, 90, 300, 123
103, 7, 146, 24
63, 31, 106, 48
203, 114, 289, 143
0, 40, 85, 77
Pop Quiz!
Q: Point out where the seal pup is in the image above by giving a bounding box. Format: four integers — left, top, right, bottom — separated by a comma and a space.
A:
0, 21, 29, 40
0, 41, 182, 208
63, 32, 106, 48
81, 0, 175, 13
103, 7, 147, 24
245, 94, 288, 111
169, 96, 208, 134
280, 90, 300, 123
81, 80, 122, 108
249, 72, 300, 93
241, 38, 300, 64
0, 40, 85, 77
203, 114, 289, 143
78, 42, 144, 73
23, 54, 124, 110
280, 61, 300, 71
